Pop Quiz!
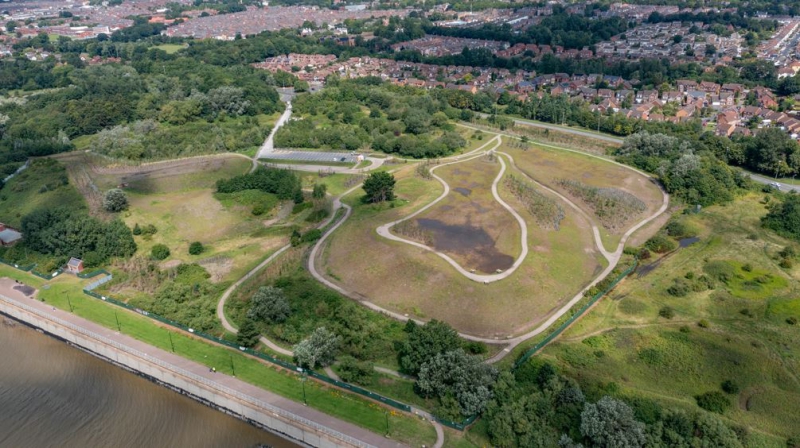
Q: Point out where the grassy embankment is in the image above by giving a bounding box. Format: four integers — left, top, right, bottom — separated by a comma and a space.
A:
0, 264, 437, 446
537, 193, 800, 445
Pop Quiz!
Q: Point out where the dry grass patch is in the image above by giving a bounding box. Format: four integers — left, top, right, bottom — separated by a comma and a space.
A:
507, 144, 663, 252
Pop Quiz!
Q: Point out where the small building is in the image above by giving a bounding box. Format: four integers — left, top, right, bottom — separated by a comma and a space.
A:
66, 257, 84, 274
0, 223, 22, 247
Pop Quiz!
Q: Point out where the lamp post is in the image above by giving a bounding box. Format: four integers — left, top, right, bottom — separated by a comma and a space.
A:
114, 311, 121, 332
229, 354, 236, 377
300, 372, 307, 406
168, 332, 175, 352
65, 293, 73, 313
385, 411, 390, 437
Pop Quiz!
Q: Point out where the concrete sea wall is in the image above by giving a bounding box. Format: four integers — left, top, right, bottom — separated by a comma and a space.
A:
0, 295, 375, 448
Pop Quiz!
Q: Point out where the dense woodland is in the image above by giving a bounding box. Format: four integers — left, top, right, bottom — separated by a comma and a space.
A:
276, 77, 468, 157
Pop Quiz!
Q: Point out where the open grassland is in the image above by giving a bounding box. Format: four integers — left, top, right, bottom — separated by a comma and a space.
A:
396, 155, 522, 274
0, 159, 86, 228
318, 162, 604, 337
58, 153, 294, 286
0, 266, 436, 447
506, 143, 663, 252
538, 193, 800, 442
153, 43, 186, 54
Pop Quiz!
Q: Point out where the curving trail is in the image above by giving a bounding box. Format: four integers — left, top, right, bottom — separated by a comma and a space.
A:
308, 125, 670, 361
216, 245, 294, 357
376, 136, 530, 283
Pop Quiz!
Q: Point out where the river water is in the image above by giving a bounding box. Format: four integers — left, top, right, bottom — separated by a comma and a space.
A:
0, 318, 298, 448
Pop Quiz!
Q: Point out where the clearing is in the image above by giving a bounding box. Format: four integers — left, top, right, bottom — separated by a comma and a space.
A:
316, 143, 605, 338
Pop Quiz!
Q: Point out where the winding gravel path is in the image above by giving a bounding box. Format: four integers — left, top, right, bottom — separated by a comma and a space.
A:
308, 125, 670, 360
376, 136, 530, 283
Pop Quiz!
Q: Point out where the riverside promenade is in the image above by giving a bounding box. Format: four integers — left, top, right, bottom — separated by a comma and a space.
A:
0, 280, 406, 448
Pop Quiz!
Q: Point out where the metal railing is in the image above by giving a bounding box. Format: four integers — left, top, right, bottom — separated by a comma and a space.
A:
0, 293, 375, 448
512, 260, 639, 370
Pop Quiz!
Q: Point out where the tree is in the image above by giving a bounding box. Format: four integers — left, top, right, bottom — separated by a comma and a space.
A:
151, 244, 170, 260
417, 349, 498, 417
247, 286, 290, 323
103, 188, 128, 212
398, 319, 461, 375
312, 183, 327, 200
293, 327, 341, 369
763, 195, 800, 241
362, 171, 396, 203
695, 391, 731, 414
236, 318, 261, 348
189, 241, 204, 255
6, 21, 18, 33
580, 396, 646, 448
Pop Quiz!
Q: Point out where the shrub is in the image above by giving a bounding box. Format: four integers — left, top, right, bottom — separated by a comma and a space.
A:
666, 219, 697, 238
103, 188, 129, 212
679, 325, 691, 333
305, 208, 329, 223
292, 201, 312, 214
251, 203, 267, 216
645, 234, 677, 253
780, 258, 794, 269
337, 355, 374, 385
721, 380, 740, 394
685, 271, 695, 280
695, 391, 731, 414
741, 263, 753, 272
667, 278, 691, 297
132, 223, 142, 235
659, 306, 675, 319
151, 244, 170, 260
188, 241, 204, 255
787, 317, 798, 325
740, 308, 754, 318
698, 319, 710, 328
637, 248, 652, 260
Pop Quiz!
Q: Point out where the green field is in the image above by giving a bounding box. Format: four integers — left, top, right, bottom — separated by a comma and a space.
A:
153, 44, 186, 54
0, 264, 437, 446
0, 159, 86, 228
537, 193, 800, 442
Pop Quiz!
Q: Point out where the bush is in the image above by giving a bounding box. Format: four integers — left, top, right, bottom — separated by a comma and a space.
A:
787, 317, 798, 325
721, 380, 740, 394
698, 319, 710, 328
666, 219, 696, 239
659, 306, 675, 319
667, 278, 691, 297
695, 391, 731, 414
151, 244, 170, 260
741, 263, 753, 272
645, 234, 677, 253
132, 223, 142, 235
337, 355, 374, 385
305, 208, 329, 223
189, 241, 204, 255
251, 203, 267, 216
292, 201, 312, 214
103, 188, 129, 212
780, 258, 794, 269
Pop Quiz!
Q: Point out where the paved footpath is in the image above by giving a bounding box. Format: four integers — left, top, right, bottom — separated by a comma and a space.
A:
0, 281, 406, 448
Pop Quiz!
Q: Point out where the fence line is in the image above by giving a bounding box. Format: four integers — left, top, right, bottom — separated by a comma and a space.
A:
0, 293, 375, 448
512, 260, 639, 370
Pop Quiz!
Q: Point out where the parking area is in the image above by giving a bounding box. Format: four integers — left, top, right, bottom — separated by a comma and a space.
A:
261, 150, 359, 164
